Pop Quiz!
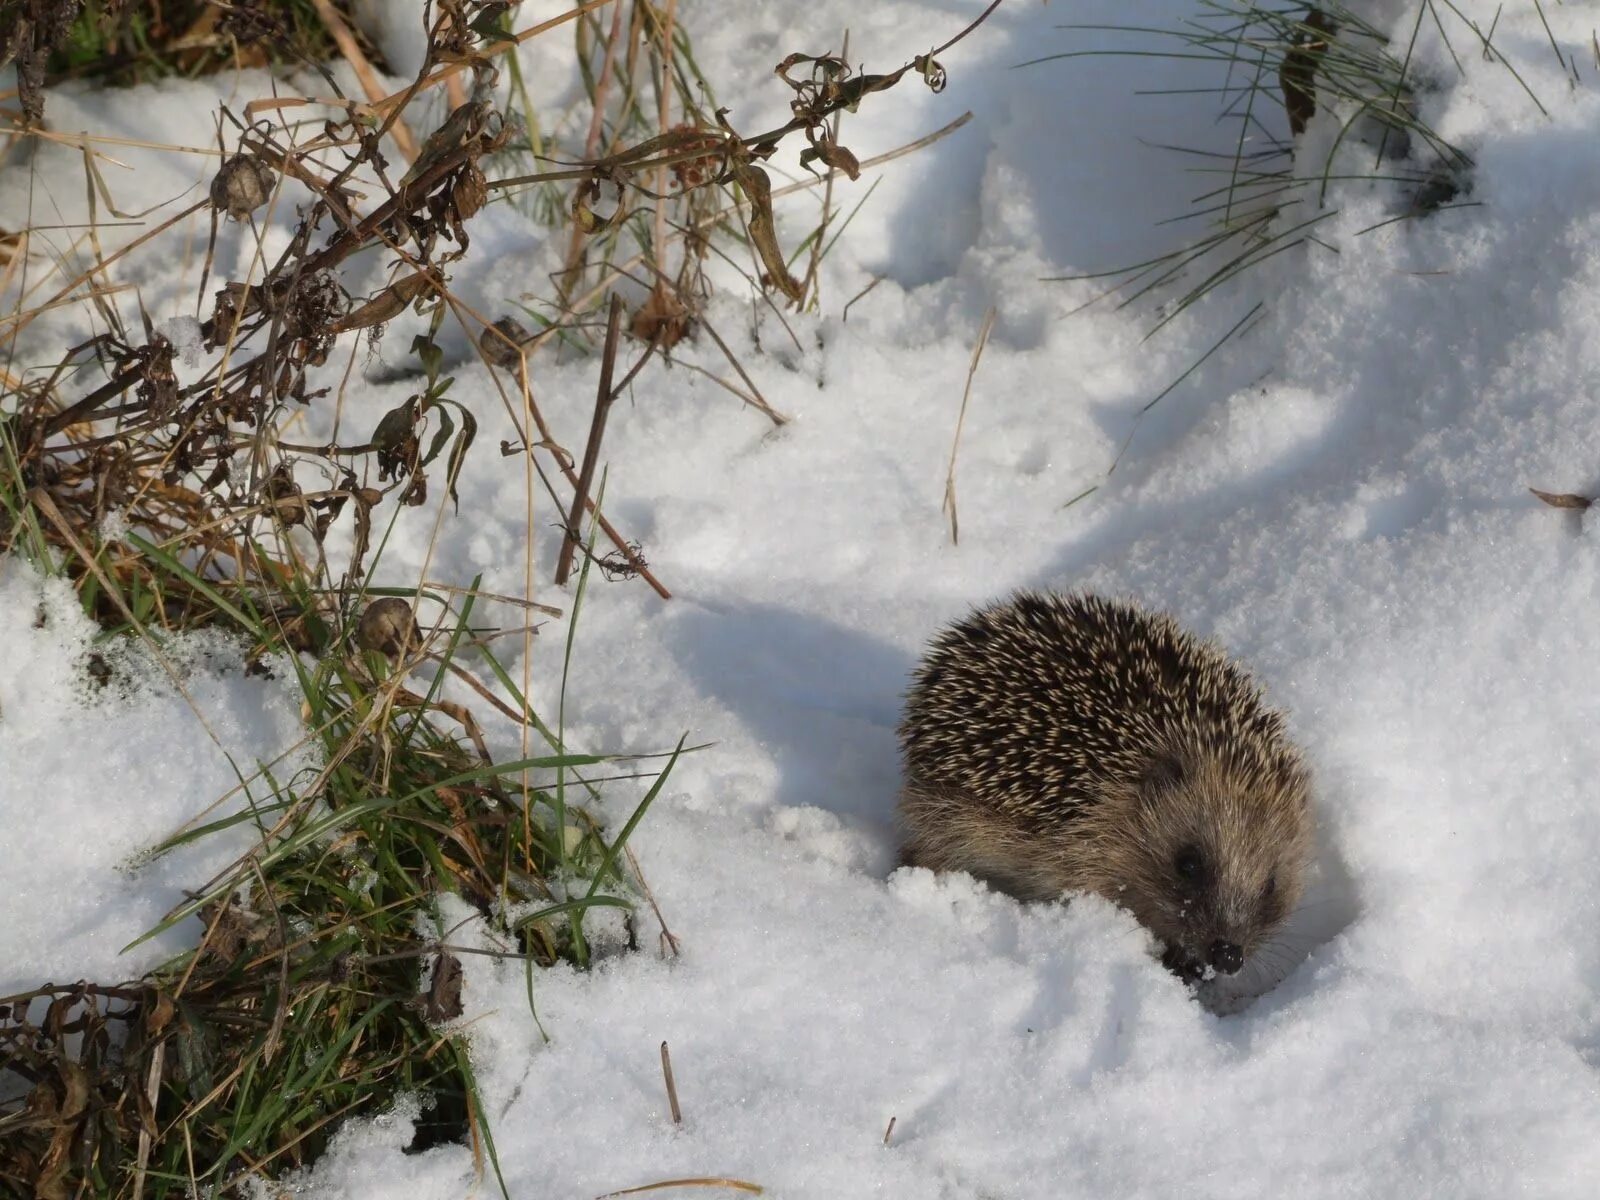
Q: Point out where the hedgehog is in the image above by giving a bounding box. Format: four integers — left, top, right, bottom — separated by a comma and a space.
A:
897, 592, 1312, 984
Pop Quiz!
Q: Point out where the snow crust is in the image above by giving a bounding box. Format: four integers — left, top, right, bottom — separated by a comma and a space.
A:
6, 0, 1600, 1196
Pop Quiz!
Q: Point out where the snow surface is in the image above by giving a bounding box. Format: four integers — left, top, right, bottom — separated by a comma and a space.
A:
0, 570, 309, 993
6, 0, 1600, 1196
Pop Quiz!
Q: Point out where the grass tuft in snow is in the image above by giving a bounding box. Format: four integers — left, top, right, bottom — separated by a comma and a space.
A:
1028, 0, 1547, 482
0, 245, 682, 1198
0, 452, 683, 1196
1034, 2, 1493, 331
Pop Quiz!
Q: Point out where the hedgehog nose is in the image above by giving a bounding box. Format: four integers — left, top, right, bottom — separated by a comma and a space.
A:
1208, 940, 1244, 975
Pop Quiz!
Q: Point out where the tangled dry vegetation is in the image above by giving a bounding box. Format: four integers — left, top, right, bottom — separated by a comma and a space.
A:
0, 0, 999, 1195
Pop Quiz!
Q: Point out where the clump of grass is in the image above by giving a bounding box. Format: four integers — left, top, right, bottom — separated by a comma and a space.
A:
0, 461, 683, 1196
1030, 3, 1505, 335
8, 0, 368, 124
1026, 1, 1546, 486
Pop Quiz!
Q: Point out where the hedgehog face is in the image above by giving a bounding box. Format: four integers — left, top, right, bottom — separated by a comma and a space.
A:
1100, 750, 1312, 984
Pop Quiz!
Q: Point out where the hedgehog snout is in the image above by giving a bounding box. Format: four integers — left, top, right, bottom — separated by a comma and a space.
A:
1208, 940, 1245, 975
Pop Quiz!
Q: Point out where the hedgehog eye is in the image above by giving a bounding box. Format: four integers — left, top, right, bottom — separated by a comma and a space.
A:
1144, 754, 1187, 791
1173, 847, 1204, 882
1263, 875, 1277, 899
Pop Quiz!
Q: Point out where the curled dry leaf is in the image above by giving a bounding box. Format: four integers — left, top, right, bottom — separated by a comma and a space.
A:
133, 334, 179, 421
573, 169, 628, 234
452, 160, 488, 220
914, 53, 947, 93
632, 285, 691, 350
400, 99, 500, 189
372, 397, 421, 483
800, 130, 860, 180
713, 119, 803, 303
1529, 487, 1592, 510
335, 270, 436, 332
743, 164, 803, 301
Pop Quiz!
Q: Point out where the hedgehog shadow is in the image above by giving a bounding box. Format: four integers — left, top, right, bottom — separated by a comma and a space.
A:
666, 599, 1359, 1010
666, 600, 910, 857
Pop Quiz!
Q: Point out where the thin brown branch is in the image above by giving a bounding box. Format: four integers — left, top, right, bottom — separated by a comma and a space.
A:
556, 295, 625, 585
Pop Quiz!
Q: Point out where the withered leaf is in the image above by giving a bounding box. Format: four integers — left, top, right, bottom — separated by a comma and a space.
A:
1529, 487, 1592, 510
799, 136, 861, 181
632, 284, 691, 349
402, 100, 495, 188
401, 471, 428, 507
775, 52, 849, 90
443, 404, 477, 514
335, 271, 435, 332
56, 1062, 89, 1122
453, 161, 488, 221
572, 172, 627, 234
372, 398, 420, 482
266, 462, 305, 527
146, 990, 176, 1036
913, 54, 948, 94
422, 403, 456, 471
731, 162, 804, 302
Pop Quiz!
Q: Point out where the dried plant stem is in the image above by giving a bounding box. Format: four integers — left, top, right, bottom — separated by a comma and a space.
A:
653, 0, 680, 282
596, 1179, 764, 1199
942, 305, 996, 545
130, 1042, 165, 1200
510, 353, 671, 599
310, 0, 418, 160
371, 0, 619, 116
556, 295, 625, 586
623, 842, 680, 955
560, 0, 629, 294
660, 1041, 683, 1124
0, 199, 207, 342
800, 28, 850, 305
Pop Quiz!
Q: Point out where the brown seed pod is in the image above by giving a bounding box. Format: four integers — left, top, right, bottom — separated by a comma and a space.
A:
356, 597, 422, 659
210, 153, 276, 221
479, 316, 531, 370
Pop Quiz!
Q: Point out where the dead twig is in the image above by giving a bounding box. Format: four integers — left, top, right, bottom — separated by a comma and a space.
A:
660, 1040, 683, 1124
556, 295, 625, 586
942, 306, 996, 544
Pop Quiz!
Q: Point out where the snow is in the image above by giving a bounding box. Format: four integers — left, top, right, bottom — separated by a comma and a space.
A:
0, 568, 309, 994
7, 0, 1600, 1196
